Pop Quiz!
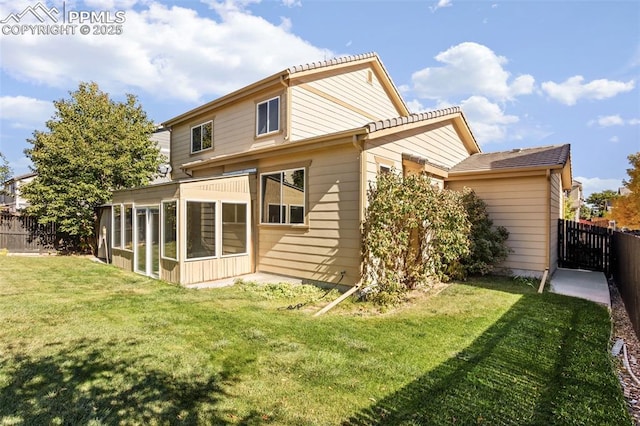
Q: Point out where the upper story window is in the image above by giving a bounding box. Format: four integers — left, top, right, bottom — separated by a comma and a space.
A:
256, 97, 280, 136
191, 121, 213, 153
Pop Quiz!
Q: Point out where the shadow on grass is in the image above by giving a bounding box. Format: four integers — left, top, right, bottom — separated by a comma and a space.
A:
345, 292, 630, 426
0, 338, 264, 425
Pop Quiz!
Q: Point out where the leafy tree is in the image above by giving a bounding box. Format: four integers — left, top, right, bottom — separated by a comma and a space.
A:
610, 152, 640, 229
579, 205, 592, 221
586, 189, 619, 217
0, 152, 11, 195
21, 82, 162, 251
563, 194, 575, 221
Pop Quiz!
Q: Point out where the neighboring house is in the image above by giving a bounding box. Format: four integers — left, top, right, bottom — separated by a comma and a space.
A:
565, 179, 583, 221
0, 172, 37, 213
110, 53, 572, 286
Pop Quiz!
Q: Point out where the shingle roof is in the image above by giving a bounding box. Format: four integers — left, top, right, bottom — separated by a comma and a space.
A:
449, 144, 571, 174
366, 107, 463, 132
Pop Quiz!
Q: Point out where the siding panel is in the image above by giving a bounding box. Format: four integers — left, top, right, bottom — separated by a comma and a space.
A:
447, 175, 549, 276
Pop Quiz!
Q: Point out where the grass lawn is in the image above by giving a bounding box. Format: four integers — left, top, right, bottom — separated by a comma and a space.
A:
0, 256, 630, 425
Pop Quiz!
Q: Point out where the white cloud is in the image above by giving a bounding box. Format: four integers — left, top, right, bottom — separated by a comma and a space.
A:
410, 42, 535, 101
541, 76, 635, 106
575, 176, 623, 198
592, 115, 624, 127
281, 0, 302, 7
430, 0, 452, 12
588, 115, 640, 127
459, 95, 519, 144
0, 96, 54, 129
609, 136, 619, 143
406, 99, 428, 113
1, 1, 332, 103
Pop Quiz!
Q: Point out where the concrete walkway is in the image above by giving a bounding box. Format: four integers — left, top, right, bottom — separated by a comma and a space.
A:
186, 272, 302, 289
550, 268, 611, 308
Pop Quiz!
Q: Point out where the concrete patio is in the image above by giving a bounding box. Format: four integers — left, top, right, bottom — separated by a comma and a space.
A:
550, 267, 611, 308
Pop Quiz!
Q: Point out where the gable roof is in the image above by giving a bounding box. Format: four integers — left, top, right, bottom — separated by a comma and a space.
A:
164, 52, 409, 126
365, 106, 481, 155
449, 144, 570, 174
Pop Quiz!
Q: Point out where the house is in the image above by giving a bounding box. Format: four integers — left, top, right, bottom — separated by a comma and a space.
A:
567, 179, 583, 221
109, 53, 572, 286
1, 172, 37, 213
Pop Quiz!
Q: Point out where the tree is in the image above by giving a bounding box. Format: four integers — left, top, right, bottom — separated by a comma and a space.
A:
586, 189, 619, 217
610, 152, 640, 229
21, 82, 162, 251
579, 205, 592, 221
0, 152, 11, 195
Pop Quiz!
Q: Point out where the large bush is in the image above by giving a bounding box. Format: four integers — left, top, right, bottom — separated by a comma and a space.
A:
361, 172, 470, 304
361, 173, 509, 304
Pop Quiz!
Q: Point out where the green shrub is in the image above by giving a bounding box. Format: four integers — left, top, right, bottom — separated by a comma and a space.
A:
362, 175, 510, 304
362, 172, 471, 304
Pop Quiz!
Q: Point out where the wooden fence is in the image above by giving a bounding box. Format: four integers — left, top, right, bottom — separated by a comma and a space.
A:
0, 214, 57, 253
558, 219, 613, 275
612, 232, 640, 339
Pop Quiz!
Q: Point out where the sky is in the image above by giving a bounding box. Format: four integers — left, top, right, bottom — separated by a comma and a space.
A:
0, 0, 638, 197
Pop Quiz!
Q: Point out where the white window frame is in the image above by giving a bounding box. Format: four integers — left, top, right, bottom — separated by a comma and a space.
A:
161, 200, 178, 261
256, 96, 280, 136
190, 120, 213, 154
184, 199, 218, 261
259, 167, 306, 225
112, 204, 122, 248
122, 204, 134, 252
221, 201, 250, 258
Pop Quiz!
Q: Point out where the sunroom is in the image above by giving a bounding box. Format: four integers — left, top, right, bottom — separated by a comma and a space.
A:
109, 173, 254, 285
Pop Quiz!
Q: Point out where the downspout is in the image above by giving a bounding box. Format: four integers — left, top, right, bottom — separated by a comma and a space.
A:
314, 134, 366, 317
280, 76, 290, 141
539, 169, 551, 293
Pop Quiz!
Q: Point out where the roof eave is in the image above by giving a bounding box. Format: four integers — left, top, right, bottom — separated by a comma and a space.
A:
447, 163, 567, 178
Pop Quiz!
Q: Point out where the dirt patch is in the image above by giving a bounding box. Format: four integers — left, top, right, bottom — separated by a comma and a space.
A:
610, 280, 640, 425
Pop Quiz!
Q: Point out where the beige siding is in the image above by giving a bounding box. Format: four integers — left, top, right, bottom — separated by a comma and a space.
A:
447, 175, 549, 277
365, 123, 470, 183
112, 249, 133, 272
290, 66, 400, 141
549, 171, 562, 274
256, 144, 362, 285
171, 91, 285, 180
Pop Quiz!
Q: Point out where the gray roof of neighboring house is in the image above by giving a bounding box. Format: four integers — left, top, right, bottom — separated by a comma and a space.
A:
449, 144, 571, 174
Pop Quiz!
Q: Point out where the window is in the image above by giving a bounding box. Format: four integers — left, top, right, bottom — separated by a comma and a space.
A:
379, 164, 392, 174
186, 201, 216, 259
222, 203, 248, 256
191, 121, 213, 153
112, 205, 122, 248
162, 201, 177, 260
124, 205, 133, 250
261, 168, 305, 224
256, 97, 279, 136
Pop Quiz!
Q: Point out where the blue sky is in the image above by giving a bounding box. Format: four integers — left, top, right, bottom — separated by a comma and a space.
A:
1, 0, 638, 196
